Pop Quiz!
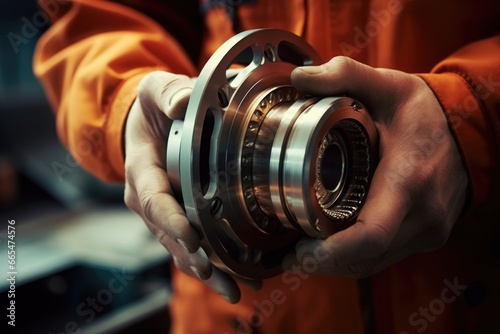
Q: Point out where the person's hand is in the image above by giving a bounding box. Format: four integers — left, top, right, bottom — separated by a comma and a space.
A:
123, 71, 245, 303
285, 56, 469, 278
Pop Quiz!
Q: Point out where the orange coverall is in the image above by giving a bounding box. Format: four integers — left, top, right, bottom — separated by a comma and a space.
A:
34, 0, 500, 333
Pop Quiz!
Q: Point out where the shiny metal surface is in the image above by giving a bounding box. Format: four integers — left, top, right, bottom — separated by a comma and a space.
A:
166, 29, 378, 279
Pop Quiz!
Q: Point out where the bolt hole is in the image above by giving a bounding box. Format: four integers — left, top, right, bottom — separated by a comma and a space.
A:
215, 219, 250, 264
218, 87, 229, 108
251, 249, 262, 264
210, 197, 223, 217
264, 45, 277, 62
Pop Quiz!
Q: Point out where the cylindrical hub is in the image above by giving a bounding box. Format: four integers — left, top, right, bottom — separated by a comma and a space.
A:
242, 88, 376, 238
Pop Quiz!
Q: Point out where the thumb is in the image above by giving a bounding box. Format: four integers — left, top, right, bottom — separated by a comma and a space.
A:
137, 71, 194, 120
295, 158, 410, 274
290, 56, 395, 108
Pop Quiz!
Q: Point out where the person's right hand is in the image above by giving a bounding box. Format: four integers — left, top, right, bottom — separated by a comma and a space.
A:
123, 71, 242, 303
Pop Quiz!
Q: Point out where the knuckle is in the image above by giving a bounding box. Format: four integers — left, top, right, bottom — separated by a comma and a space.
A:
139, 192, 160, 223
137, 74, 153, 98
334, 56, 370, 83
167, 74, 191, 87
330, 56, 352, 74
137, 71, 163, 97
160, 76, 193, 103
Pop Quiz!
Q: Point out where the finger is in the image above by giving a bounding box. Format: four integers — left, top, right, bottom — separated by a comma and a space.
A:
204, 267, 242, 304
290, 56, 397, 109
234, 276, 263, 291
311, 208, 452, 277
126, 184, 206, 263
174, 253, 243, 304
138, 213, 213, 280
295, 158, 412, 271
137, 71, 194, 120
168, 239, 213, 281
128, 144, 201, 253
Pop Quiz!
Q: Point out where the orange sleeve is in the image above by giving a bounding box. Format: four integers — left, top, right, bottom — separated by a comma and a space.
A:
33, 0, 197, 182
418, 35, 500, 210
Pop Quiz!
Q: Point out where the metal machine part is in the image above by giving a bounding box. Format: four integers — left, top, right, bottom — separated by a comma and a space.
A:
166, 29, 378, 279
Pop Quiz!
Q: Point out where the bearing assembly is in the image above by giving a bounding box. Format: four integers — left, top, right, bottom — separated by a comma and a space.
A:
166, 29, 378, 279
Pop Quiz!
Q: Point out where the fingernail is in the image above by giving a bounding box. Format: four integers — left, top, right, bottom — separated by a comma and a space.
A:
190, 264, 211, 280
190, 265, 202, 280
176, 238, 191, 252
220, 294, 234, 304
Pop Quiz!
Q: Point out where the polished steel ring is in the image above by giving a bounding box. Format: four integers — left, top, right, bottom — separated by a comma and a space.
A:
166, 29, 378, 279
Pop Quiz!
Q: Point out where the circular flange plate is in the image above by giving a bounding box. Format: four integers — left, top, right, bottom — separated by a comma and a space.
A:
174, 29, 322, 279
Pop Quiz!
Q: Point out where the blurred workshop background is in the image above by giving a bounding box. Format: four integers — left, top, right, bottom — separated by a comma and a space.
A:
0, 1, 172, 333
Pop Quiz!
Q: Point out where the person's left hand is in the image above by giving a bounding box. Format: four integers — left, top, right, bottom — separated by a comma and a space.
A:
284, 56, 469, 278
